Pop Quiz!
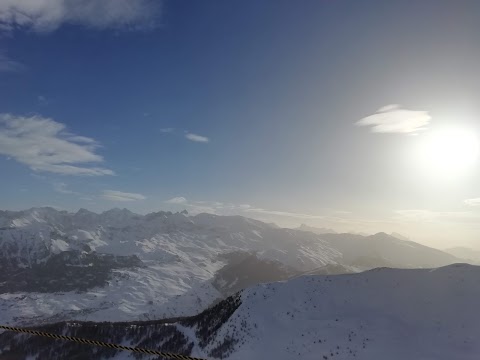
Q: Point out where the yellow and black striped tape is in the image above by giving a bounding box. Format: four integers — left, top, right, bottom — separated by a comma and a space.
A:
0, 324, 207, 360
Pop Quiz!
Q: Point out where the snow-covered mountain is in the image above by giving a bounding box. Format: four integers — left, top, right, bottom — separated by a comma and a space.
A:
1, 264, 478, 360
295, 224, 337, 234
0, 207, 461, 326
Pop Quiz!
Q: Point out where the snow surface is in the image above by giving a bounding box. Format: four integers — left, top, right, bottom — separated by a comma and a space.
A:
188, 263, 480, 360
0, 207, 461, 327
2, 264, 478, 360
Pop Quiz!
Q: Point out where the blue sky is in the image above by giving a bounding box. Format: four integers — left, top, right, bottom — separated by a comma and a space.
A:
1, 0, 480, 248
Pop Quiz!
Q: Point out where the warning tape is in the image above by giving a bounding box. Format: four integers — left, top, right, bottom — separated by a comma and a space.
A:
0, 324, 207, 360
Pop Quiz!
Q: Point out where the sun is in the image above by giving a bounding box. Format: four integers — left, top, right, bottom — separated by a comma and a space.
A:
416, 126, 479, 177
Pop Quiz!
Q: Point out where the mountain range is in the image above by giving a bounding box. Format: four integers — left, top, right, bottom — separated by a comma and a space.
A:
0, 207, 461, 327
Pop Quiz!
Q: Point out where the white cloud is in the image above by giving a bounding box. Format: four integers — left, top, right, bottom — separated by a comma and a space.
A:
165, 196, 187, 204
185, 133, 209, 143
52, 182, 74, 194
160, 128, 174, 133
356, 105, 431, 134
0, 0, 161, 32
0, 53, 25, 72
464, 198, 480, 207
101, 190, 146, 202
0, 113, 114, 176
243, 207, 326, 220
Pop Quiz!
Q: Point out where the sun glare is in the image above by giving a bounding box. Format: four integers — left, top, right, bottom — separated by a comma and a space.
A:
416, 126, 480, 177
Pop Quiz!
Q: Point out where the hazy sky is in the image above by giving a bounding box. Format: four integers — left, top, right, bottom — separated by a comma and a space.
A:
1, 0, 479, 249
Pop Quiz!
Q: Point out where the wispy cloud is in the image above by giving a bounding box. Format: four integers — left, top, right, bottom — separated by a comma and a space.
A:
165, 196, 187, 204
464, 198, 480, 207
80, 196, 95, 201
37, 95, 49, 106
53, 182, 74, 194
160, 128, 174, 133
394, 209, 480, 223
185, 133, 209, 143
165, 197, 231, 214
0, 53, 25, 72
243, 207, 326, 219
0, 0, 161, 33
356, 105, 431, 134
164, 196, 326, 220
163, 197, 433, 235
101, 190, 146, 202
0, 113, 114, 176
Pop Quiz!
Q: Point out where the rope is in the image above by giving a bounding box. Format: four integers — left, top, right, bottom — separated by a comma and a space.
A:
0, 324, 207, 360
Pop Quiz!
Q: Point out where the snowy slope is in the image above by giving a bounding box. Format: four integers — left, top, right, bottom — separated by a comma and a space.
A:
1, 264, 478, 360
216, 263, 480, 360
0, 207, 461, 326
0, 208, 336, 325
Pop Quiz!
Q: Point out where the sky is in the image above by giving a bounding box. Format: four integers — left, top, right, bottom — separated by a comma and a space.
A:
1, 0, 480, 249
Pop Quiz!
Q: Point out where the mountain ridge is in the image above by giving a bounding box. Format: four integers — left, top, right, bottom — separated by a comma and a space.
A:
0, 207, 462, 327
1, 264, 478, 360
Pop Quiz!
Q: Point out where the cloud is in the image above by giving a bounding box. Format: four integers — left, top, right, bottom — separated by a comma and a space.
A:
80, 196, 94, 201
37, 95, 49, 106
394, 209, 480, 223
0, 53, 25, 72
101, 190, 146, 202
160, 128, 174, 133
0, 113, 114, 176
243, 207, 326, 220
162, 197, 410, 233
464, 198, 480, 207
52, 182, 74, 194
164, 197, 327, 220
356, 105, 431, 134
185, 133, 209, 143
165, 196, 187, 204
0, 0, 161, 33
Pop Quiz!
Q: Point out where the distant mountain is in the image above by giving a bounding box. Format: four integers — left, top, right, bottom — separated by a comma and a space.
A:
0, 208, 462, 326
295, 224, 337, 234
2, 264, 478, 360
320, 232, 459, 269
390, 232, 410, 241
212, 252, 296, 296
444, 247, 480, 264
294, 263, 357, 277
347, 231, 370, 236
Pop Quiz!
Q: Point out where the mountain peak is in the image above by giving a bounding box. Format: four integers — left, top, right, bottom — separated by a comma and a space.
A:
370, 231, 391, 238
391, 232, 410, 241
296, 223, 337, 235
101, 207, 133, 215
75, 208, 96, 216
